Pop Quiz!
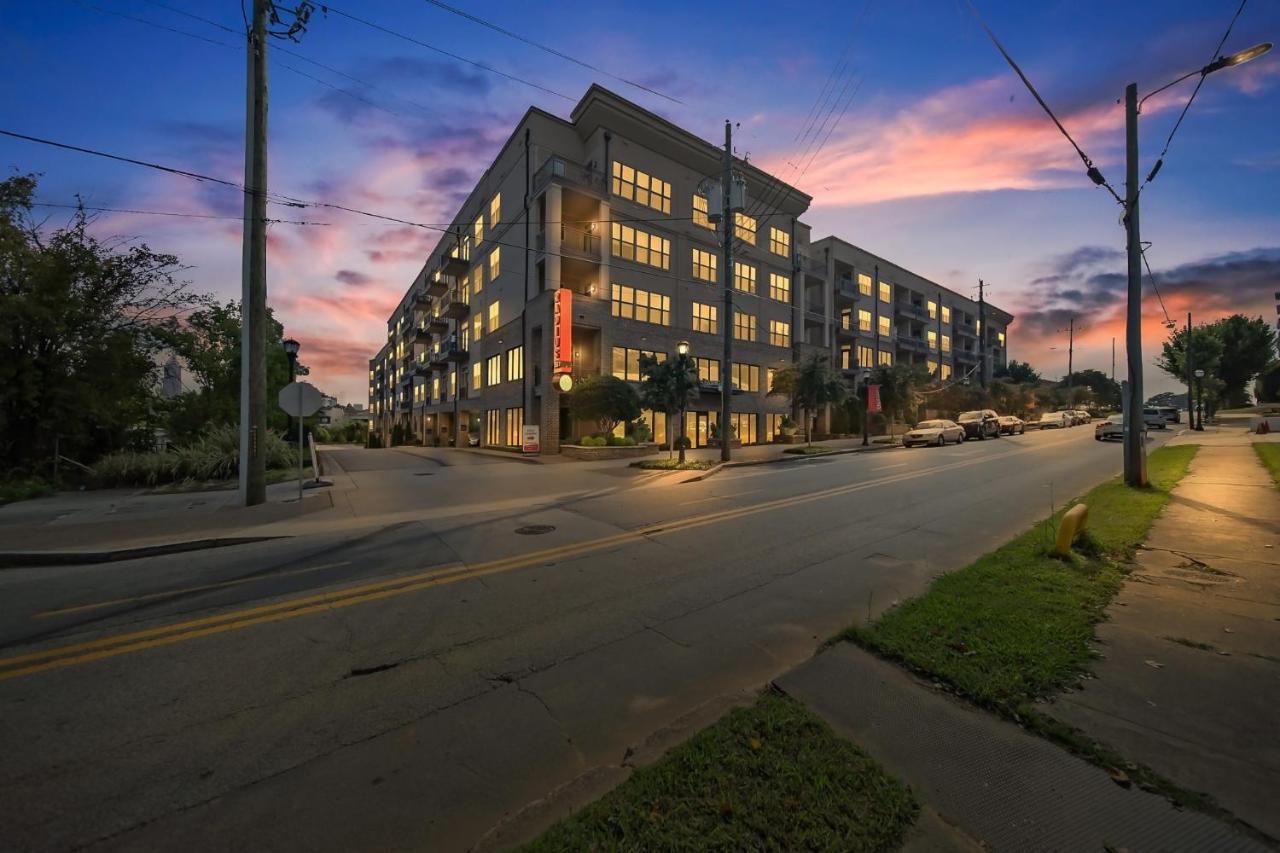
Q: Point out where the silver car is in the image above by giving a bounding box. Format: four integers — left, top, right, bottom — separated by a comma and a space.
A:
904, 419, 965, 447
997, 415, 1026, 435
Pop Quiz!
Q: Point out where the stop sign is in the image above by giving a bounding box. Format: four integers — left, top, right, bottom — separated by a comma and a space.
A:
278, 381, 324, 417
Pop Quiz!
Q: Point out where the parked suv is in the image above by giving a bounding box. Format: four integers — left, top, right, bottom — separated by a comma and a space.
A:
956, 409, 1001, 440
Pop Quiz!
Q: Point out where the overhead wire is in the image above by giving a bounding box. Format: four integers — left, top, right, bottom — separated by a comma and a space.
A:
962, 0, 1123, 206
419, 0, 682, 104
32, 201, 329, 225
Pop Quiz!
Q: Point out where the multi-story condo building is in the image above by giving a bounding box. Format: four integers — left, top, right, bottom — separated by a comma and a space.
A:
368, 85, 1011, 452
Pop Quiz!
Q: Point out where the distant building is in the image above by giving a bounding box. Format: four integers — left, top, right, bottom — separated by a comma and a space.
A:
160, 355, 183, 398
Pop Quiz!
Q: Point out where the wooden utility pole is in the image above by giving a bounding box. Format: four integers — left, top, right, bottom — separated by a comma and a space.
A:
238, 0, 269, 506
719, 120, 734, 462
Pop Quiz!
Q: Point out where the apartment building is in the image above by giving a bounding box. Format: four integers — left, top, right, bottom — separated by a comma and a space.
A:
368, 85, 1012, 452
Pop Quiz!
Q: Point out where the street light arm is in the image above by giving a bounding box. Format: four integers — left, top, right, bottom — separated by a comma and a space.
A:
1137, 67, 1202, 112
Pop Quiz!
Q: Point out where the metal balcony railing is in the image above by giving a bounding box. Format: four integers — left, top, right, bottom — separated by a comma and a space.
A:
532, 156, 606, 197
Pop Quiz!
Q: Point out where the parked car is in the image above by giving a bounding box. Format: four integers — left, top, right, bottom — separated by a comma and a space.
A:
956, 409, 1001, 440
1096, 413, 1148, 441
904, 419, 965, 447
1072, 410, 1092, 424
1037, 411, 1070, 429
997, 415, 1026, 435
1155, 406, 1180, 424
1142, 407, 1168, 429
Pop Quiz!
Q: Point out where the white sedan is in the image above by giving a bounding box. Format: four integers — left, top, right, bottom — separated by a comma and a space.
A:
904, 419, 965, 447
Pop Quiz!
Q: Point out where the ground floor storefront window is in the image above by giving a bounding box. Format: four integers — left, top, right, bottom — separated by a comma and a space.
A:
485, 409, 501, 445
765, 412, 786, 443
730, 412, 758, 445
505, 407, 523, 447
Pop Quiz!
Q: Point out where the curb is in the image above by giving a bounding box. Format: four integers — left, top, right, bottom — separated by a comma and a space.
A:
681, 442, 898, 483
0, 536, 286, 569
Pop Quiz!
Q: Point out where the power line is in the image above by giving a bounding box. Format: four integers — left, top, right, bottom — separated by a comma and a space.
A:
32, 201, 329, 225
1139, 246, 1175, 328
963, 0, 1123, 206
1140, 0, 1249, 194
320, 3, 575, 102
420, 0, 682, 104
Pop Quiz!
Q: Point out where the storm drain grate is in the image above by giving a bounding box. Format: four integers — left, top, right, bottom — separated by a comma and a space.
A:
515, 525, 556, 535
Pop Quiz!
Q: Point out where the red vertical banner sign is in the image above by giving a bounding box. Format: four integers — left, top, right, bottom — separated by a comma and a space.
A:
867, 384, 882, 414
553, 289, 573, 375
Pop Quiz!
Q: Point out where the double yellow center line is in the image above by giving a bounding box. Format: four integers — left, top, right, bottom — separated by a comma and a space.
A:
0, 442, 1051, 682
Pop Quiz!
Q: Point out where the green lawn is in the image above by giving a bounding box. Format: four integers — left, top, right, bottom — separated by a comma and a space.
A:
843, 445, 1199, 713
521, 691, 917, 852
1253, 443, 1280, 489
632, 458, 717, 470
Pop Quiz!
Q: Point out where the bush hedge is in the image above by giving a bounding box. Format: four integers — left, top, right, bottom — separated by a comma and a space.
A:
91, 424, 296, 487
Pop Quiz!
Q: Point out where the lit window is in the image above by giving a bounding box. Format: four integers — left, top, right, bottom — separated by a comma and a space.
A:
472, 313, 482, 341
473, 213, 483, 244
878, 350, 893, 366
611, 161, 671, 213
692, 248, 717, 282
611, 223, 670, 270
489, 248, 500, 281
505, 407, 524, 446
472, 265, 484, 295
433, 376, 440, 400
733, 262, 756, 294
769, 319, 791, 347
998, 331, 1006, 346
857, 273, 872, 296
489, 192, 501, 226
471, 361, 482, 394
487, 354, 501, 386
768, 272, 790, 303
612, 346, 665, 382
941, 335, 951, 353
858, 345, 874, 367
734, 212, 756, 245
941, 306, 951, 324
695, 357, 719, 384
927, 300, 937, 320
488, 301, 499, 332
449, 372, 456, 398
507, 346, 523, 381
841, 309, 851, 330
768, 226, 790, 258
879, 281, 892, 303
611, 284, 671, 325
734, 311, 757, 342
878, 315, 891, 337
840, 346, 851, 370
858, 309, 872, 332
927, 330, 937, 350
941, 363, 952, 379
692, 302, 717, 334
693, 193, 713, 229
731, 363, 760, 393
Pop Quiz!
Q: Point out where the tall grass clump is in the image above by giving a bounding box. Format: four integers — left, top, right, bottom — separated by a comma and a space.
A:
91, 424, 294, 487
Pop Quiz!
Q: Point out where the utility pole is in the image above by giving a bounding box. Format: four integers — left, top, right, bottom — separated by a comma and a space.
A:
1060, 317, 1075, 405
1184, 312, 1193, 422
1111, 337, 1116, 383
977, 279, 987, 388
719, 119, 734, 463
1123, 83, 1147, 486
238, 0, 269, 507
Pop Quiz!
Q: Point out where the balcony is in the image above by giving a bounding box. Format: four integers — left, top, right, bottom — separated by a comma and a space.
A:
441, 237, 472, 278
413, 354, 433, 376
444, 335, 469, 363
425, 314, 449, 335
955, 321, 977, 338
532, 155, 606, 198
411, 288, 432, 310
895, 301, 932, 322
956, 349, 978, 363
559, 223, 602, 260
897, 336, 931, 354
428, 346, 450, 370
425, 273, 449, 298
440, 291, 470, 320
698, 378, 722, 394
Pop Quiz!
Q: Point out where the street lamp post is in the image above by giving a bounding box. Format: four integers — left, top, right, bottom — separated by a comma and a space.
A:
1194, 368, 1206, 431
282, 337, 300, 439
1121, 41, 1271, 487
676, 340, 691, 465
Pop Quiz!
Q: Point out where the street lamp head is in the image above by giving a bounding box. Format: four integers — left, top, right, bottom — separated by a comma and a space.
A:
676, 340, 690, 356
1195, 368, 1205, 378
1203, 42, 1272, 75
282, 338, 301, 358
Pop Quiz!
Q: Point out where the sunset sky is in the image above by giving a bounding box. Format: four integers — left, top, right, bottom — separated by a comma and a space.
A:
3, 0, 1277, 403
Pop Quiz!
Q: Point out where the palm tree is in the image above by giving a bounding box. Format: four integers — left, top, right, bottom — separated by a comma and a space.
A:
639, 348, 699, 463
769, 353, 849, 446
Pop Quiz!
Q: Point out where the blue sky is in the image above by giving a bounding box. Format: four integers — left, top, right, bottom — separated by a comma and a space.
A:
2, 0, 1276, 402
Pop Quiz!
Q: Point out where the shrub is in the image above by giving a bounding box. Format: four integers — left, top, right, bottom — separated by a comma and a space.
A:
90, 424, 295, 487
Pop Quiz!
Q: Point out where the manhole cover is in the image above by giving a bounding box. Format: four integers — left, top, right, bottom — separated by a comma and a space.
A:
515, 525, 556, 535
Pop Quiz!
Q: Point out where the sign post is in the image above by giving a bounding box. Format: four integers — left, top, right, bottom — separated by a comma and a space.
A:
278, 381, 324, 502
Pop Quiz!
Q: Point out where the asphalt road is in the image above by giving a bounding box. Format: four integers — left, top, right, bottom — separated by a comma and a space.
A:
0, 425, 1161, 852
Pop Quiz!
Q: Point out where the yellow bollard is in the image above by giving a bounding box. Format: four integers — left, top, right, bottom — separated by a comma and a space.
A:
1055, 504, 1089, 556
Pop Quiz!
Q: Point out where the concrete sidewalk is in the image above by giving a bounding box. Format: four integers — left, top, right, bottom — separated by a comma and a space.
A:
1038, 433, 1280, 840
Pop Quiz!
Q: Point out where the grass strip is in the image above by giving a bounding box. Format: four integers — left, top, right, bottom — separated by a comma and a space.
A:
521, 691, 917, 852
1253, 443, 1280, 489
631, 458, 717, 470
0, 478, 53, 506
842, 444, 1197, 711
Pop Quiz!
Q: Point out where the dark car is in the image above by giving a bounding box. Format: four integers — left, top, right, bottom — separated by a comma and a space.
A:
956, 409, 1001, 440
